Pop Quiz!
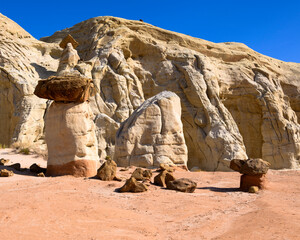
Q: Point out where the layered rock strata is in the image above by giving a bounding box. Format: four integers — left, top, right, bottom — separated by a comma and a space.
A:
1, 14, 300, 170
115, 91, 188, 168
34, 35, 99, 177
45, 101, 99, 177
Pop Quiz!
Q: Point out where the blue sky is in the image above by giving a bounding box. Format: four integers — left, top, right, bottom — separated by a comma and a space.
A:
1, 0, 300, 62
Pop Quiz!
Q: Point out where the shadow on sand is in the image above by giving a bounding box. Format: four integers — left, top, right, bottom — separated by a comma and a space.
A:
198, 187, 240, 192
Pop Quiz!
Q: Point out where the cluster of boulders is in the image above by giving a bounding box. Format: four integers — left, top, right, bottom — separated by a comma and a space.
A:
230, 158, 270, 193
95, 159, 197, 193
0, 158, 46, 177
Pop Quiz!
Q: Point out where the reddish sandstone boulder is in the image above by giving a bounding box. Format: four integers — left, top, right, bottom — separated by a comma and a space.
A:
240, 174, 268, 191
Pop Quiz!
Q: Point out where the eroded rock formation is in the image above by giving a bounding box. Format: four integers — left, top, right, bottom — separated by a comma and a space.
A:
1, 14, 300, 170
115, 91, 188, 167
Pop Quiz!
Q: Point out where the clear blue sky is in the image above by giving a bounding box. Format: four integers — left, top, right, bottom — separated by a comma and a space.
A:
1, 0, 300, 62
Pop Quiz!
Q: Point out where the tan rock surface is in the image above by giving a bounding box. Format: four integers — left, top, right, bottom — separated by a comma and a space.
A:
115, 91, 188, 168
1, 15, 300, 170
0, 13, 60, 150
45, 101, 99, 177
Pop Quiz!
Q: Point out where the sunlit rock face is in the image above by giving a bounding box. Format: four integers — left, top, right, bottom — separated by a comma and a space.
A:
115, 91, 188, 168
1, 14, 300, 170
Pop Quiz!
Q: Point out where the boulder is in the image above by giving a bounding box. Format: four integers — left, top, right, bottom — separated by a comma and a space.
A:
37, 172, 46, 177
230, 158, 270, 175
131, 168, 152, 181
97, 159, 117, 181
45, 102, 99, 177
34, 75, 94, 103
166, 178, 197, 193
154, 170, 175, 187
115, 91, 188, 168
0, 158, 9, 165
30, 163, 47, 174
158, 163, 174, 173
249, 186, 259, 193
119, 177, 148, 193
0, 169, 14, 177
240, 174, 267, 191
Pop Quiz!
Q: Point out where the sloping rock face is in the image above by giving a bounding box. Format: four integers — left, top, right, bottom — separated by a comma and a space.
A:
115, 91, 188, 167
0, 13, 60, 151
1, 15, 300, 170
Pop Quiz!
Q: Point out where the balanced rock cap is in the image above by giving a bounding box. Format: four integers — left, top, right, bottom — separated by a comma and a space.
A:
59, 34, 79, 49
230, 158, 270, 175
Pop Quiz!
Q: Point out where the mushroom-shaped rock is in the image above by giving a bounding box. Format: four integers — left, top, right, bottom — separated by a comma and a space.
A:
230, 158, 270, 191
240, 174, 268, 191
97, 159, 117, 181
166, 178, 197, 193
115, 91, 188, 168
119, 177, 148, 193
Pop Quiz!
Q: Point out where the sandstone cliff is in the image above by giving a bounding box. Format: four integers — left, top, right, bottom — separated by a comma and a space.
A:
1, 14, 300, 170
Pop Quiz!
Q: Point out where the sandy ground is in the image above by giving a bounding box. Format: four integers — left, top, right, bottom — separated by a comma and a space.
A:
0, 148, 299, 240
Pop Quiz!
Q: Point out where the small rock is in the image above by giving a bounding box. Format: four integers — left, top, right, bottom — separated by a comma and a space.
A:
0, 169, 14, 177
8, 163, 21, 171
240, 174, 267, 191
0, 158, 9, 165
97, 159, 117, 181
158, 163, 174, 172
37, 172, 45, 177
166, 178, 197, 193
131, 168, 152, 181
249, 186, 259, 193
30, 163, 47, 174
119, 177, 148, 193
154, 170, 175, 187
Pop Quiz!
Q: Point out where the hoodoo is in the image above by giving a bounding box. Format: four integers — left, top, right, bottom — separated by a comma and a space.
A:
34, 35, 99, 177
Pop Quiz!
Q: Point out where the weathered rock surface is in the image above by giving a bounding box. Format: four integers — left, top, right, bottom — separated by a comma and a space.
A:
131, 168, 152, 181
0, 169, 14, 177
119, 177, 148, 193
240, 174, 267, 191
97, 159, 117, 181
0, 158, 9, 165
34, 75, 94, 102
1, 14, 300, 170
115, 91, 188, 168
166, 178, 197, 193
230, 158, 270, 175
45, 101, 99, 177
249, 186, 259, 193
0, 13, 60, 151
154, 170, 175, 187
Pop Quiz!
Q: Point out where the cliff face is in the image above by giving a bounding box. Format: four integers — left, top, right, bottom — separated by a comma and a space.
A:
0, 13, 61, 152
1, 14, 300, 170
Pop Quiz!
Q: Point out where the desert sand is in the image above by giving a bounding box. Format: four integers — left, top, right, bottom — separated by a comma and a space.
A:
0, 148, 299, 240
